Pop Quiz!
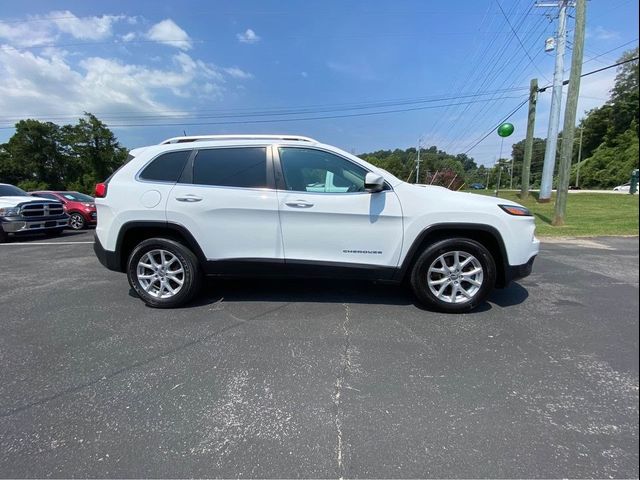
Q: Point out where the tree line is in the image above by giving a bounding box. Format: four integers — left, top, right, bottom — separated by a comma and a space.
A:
0, 114, 128, 194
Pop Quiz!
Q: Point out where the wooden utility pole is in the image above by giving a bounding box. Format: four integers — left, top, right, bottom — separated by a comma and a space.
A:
553, 0, 586, 225
521, 78, 538, 199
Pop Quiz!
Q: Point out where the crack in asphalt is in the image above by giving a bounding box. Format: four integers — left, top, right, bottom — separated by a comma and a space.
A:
333, 303, 352, 479
0, 302, 290, 419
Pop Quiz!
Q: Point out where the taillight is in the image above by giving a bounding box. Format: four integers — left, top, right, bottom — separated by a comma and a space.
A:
95, 183, 108, 198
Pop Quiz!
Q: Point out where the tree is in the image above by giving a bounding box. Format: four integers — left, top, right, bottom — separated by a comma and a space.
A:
0, 113, 128, 193
574, 48, 639, 188
3, 119, 68, 190
512, 137, 546, 187
63, 113, 129, 192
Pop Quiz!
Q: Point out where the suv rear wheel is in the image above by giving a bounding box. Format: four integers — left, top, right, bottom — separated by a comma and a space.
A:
410, 238, 496, 313
127, 237, 202, 308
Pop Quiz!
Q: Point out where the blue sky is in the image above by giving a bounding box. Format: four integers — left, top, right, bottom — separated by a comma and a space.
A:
0, 0, 638, 165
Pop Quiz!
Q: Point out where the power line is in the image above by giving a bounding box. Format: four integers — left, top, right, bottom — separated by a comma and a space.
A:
0, 95, 528, 130
0, 87, 530, 123
462, 98, 530, 154
495, 0, 552, 83
442, 9, 553, 152
538, 56, 639, 92
463, 56, 638, 155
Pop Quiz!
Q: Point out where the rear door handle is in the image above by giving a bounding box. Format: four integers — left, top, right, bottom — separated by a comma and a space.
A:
176, 195, 202, 202
285, 200, 314, 208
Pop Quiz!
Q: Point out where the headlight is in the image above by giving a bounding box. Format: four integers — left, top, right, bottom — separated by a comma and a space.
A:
83, 203, 94, 207
0, 207, 21, 216
498, 204, 532, 216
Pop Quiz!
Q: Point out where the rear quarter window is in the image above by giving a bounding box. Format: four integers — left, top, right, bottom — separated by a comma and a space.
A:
139, 150, 191, 183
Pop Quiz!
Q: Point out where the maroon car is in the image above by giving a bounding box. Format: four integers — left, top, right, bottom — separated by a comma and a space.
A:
29, 191, 97, 230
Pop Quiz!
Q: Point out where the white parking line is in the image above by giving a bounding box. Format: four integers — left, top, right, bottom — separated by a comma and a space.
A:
0, 241, 94, 246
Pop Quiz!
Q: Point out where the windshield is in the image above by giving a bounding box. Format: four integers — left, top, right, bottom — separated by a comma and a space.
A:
61, 192, 94, 202
0, 184, 28, 197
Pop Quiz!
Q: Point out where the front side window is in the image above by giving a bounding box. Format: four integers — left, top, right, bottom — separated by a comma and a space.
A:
0, 185, 27, 197
193, 147, 267, 188
279, 147, 367, 193
62, 192, 94, 202
139, 150, 191, 183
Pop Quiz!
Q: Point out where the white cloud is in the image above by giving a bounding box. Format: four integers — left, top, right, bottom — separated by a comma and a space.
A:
121, 32, 136, 42
591, 26, 621, 41
49, 10, 124, 40
147, 19, 192, 50
0, 48, 227, 125
236, 28, 260, 44
0, 21, 55, 48
0, 11, 127, 48
223, 66, 253, 79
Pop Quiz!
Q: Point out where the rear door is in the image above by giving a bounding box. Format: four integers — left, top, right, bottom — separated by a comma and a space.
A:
274, 146, 403, 269
166, 146, 283, 262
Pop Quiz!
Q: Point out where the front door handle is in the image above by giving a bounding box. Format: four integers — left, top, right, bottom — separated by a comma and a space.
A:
285, 200, 314, 208
176, 195, 202, 202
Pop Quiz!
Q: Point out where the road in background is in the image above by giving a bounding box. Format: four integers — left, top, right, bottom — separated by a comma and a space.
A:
0, 232, 638, 478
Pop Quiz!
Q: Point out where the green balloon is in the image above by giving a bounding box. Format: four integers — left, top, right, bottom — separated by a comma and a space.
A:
497, 123, 515, 137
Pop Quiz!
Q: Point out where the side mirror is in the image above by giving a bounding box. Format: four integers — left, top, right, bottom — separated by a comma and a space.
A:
364, 172, 384, 193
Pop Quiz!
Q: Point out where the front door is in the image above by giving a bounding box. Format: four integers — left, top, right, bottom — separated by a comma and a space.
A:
275, 146, 403, 269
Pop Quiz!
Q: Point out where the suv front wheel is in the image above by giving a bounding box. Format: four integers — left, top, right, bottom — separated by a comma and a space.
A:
127, 237, 202, 308
410, 238, 496, 313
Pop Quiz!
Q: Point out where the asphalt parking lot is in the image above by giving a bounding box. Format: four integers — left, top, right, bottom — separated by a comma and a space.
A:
0, 231, 638, 478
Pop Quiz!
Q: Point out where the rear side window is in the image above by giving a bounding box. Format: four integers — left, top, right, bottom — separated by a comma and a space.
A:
193, 147, 267, 188
139, 150, 191, 182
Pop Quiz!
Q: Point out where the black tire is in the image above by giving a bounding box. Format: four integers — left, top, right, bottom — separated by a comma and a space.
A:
127, 237, 202, 308
409, 238, 496, 313
45, 228, 65, 237
0, 229, 8, 244
69, 213, 86, 230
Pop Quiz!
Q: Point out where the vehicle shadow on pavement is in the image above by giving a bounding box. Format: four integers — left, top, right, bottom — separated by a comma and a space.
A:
173, 277, 530, 312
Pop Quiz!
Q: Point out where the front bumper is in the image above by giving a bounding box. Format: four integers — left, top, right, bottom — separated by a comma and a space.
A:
504, 255, 536, 285
1, 215, 69, 233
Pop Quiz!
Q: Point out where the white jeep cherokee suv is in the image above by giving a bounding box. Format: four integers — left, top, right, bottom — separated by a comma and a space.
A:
93, 134, 539, 313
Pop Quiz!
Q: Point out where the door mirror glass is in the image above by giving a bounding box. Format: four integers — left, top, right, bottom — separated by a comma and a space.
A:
365, 173, 384, 192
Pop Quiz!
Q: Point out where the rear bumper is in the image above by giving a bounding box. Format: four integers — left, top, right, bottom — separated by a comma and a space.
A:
94, 233, 123, 272
504, 255, 536, 285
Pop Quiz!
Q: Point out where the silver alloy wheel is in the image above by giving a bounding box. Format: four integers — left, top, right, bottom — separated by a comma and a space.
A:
69, 213, 84, 230
427, 250, 484, 304
136, 249, 185, 299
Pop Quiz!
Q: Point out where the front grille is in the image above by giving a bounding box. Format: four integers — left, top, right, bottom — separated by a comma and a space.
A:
20, 202, 64, 218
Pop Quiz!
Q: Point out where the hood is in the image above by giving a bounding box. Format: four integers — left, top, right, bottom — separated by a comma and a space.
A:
0, 196, 60, 208
403, 183, 526, 209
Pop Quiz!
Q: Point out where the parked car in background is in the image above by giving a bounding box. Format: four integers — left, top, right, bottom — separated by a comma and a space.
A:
0, 183, 68, 243
613, 183, 631, 193
469, 183, 485, 190
29, 191, 97, 230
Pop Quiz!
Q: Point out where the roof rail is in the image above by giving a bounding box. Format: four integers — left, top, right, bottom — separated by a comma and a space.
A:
159, 134, 319, 145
